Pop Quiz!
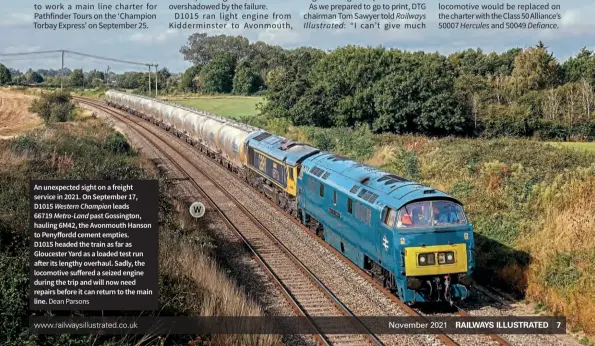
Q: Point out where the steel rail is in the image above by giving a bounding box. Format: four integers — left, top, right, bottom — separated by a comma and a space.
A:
76, 97, 382, 346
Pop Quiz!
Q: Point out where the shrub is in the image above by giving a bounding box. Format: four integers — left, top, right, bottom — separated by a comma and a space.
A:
386, 149, 421, 181
312, 131, 334, 151
105, 132, 132, 155
10, 135, 38, 154
28, 91, 75, 123
545, 253, 581, 289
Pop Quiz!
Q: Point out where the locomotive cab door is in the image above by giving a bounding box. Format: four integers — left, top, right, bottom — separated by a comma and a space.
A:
378, 205, 397, 270
286, 164, 297, 197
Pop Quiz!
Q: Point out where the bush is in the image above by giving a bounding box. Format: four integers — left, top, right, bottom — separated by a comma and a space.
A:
28, 91, 75, 123
105, 132, 132, 155
49, 102, 74, 122
545, 253, 581, 289
386, 149, 421, 181
10, 135, 38, 154
312, 131, 334, 151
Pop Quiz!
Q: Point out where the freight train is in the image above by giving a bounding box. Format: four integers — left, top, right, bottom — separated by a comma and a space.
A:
104, 89, 475, 304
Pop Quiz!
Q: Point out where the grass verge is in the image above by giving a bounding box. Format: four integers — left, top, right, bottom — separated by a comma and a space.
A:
0, 114, 280, 346
245, 116, 595, 338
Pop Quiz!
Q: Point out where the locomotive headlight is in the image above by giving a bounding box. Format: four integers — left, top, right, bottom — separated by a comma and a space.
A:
418, 253, 435, 266
438, 251, 455, 264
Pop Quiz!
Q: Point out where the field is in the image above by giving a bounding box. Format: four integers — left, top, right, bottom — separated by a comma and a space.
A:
548, 141, 595, 152
0, 88, 43, 139
169, 95, 264, 119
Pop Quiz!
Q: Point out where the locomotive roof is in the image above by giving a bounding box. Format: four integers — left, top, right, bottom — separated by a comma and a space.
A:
303, 152, 460, 210
247, 130, 320, 166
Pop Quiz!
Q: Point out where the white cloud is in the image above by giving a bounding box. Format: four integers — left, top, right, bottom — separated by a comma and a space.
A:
2, 45, 41, 54
156, 29, 179, 42
561, 10, 580, 27
257, 20, 302, 45
127, 29, 180, 44
0, 13, 33, 27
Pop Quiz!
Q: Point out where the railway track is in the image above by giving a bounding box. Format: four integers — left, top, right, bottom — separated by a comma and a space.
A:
77, 96, 514, 346
76, 97, 382, 346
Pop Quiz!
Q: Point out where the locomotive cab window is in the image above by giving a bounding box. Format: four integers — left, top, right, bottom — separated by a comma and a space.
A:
289, 168, 294, 180
320, 183, 324, 197
396, 200, 467, 229
347, 198, 353, 214
383, 207, 397, 228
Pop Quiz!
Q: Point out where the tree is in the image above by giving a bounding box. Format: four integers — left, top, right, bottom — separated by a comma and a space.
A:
8, 68, 21, 77
308, 45, 389, 127
448, 48, 486, 76
580, 78, 594, 120
260, 47, 325, 120
510, 44, 560, 93
26, 71, 44, 83
180, 65, 201, 92
91, 78, 104, 88
232, 62, 262, 95
246, 41, 286, 85
562, 47, 595, 84
86, 69, 105, 86
157, 67, 171, 91
0, 64, 11, 85
198, 52, 236, 94
69, 69, 84, 87
119, 72, 145, 89
454, 74, 491, 131
180, 33, 250, 66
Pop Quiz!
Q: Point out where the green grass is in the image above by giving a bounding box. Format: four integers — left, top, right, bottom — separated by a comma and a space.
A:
172, 96, 264, 119
548, 141, 595, 152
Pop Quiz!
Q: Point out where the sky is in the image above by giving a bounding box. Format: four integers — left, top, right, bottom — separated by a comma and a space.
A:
1, 0, 594, 73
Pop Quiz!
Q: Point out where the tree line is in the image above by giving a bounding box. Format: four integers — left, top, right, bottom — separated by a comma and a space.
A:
176, 35, 595, 140
0, 67, 105, 88
4, 34, 595, 140
0, 65, 175, 93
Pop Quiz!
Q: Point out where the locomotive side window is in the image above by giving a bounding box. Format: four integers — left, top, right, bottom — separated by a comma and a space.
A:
347, 198, 353, 214
383, 207, 397, 228
333, 191, 337, 205
320, 183, 324, 197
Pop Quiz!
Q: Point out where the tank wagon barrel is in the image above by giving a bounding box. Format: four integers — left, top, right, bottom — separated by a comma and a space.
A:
105, 89, 258, 170
103, 89, 476, 305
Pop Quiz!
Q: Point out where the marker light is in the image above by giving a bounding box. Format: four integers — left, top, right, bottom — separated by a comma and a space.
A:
418, 253, 435, 266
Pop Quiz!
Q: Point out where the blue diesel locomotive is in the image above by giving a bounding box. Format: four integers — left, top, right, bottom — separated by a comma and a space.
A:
296, 152, 474, 303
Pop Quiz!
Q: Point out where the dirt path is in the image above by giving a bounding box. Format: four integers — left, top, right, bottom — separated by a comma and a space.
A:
0, 88, 43, 139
